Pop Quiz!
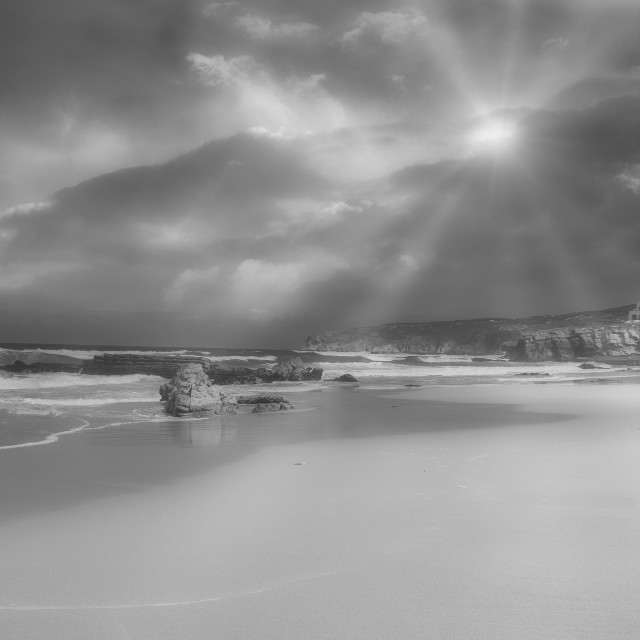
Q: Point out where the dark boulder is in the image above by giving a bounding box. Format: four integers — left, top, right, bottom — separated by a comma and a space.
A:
270, 357, 323, 381
207, 358, 323, 385
578, 362, 611, 370
331, 374, 358, 382
237, 394, 292, 404
252, 402, 295, 413
514, 372, 551, 377
207, 366, 272, 385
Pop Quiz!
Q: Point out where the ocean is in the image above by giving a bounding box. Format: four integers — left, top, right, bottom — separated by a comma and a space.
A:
1, 344, 639, 450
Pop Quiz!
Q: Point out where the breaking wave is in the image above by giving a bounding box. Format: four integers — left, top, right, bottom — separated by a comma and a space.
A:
4, 395, 160, 408
0, 373, 163, 391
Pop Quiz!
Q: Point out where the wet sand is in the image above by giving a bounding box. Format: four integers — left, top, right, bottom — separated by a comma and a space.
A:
1, 384, 640, 639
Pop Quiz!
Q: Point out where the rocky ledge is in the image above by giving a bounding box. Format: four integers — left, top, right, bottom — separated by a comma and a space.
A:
504, 325, 640, 362
160, 364, 238, 417
65, 354, 322, 382
84, 354, 214, 378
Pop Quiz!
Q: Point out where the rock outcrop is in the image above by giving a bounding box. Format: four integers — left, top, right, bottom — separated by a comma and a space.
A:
331, 374, 358, 382
504, 325, 640, 362
237, 394, 292, 404
269, 357, 322, 381
207, 357, 322, 385
237, 393, 296, 412
252, 402, 295, 413
161, 364, 237, 417
303, 305, 640, 362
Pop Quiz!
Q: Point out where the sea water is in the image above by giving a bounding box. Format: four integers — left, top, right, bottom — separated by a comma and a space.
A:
0, 344, 638, 449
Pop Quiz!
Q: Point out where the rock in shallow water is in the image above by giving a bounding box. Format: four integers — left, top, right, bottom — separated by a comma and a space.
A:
237, 394, 292, 405
207, 357, 323, 385
252, 402, 296, 413
331, 374, 358, 382
161, 364, 237, 417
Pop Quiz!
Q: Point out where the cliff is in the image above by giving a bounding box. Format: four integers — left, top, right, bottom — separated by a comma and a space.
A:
304, 305, 640, 362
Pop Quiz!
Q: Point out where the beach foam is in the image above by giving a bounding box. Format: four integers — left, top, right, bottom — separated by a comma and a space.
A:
0, 419, 90, 450
318, 359, 592, 380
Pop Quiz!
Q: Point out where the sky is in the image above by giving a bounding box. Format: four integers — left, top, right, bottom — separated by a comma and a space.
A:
2, 0, 640, 347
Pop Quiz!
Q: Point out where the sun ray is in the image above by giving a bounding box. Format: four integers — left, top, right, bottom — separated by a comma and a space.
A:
495, 151, 604, 313
349, 160, 488, 324
419, 0, 493, 115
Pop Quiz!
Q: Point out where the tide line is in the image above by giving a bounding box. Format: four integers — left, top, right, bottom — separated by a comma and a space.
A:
0, 570, 344, 612
0, 419, 91, 451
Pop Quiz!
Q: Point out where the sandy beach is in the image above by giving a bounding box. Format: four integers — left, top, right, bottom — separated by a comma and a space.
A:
1, 383, 640, 639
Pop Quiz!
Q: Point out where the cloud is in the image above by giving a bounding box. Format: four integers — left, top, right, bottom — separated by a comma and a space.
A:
617, 165, 640, 194
187, 52, 259, 86
0, 261, 78, 292
203, 2, 241, 16
187, 52, 346, 136
230, 255, 348, 315
1, 202, 52, 218
342, 10, 428, 45
3, 96, 640, 343
234, 15, 319, 41
164, 266, 222, 304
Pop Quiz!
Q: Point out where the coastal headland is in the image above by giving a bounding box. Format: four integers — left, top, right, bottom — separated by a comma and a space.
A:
305, 303, 640, 362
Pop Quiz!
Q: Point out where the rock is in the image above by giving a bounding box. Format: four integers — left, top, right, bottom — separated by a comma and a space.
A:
514, 372, 551, 377
270, 357, 323, 382
331, 374, 358, 382
162, 364, 237, 417
207, 358, 323, 385
578, 362, 612, 370
207, 366, 272, 385
507, 326, 640, 362
237, 394, 291, 404
252, 402, 295, 413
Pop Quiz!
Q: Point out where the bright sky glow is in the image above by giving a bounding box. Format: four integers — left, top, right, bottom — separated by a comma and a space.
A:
468, 119, 518, 153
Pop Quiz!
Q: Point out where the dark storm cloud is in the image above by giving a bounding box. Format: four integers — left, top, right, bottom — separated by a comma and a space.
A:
4, 0, 640, 345
0, 0, 221, 207
4, 95, 640, 345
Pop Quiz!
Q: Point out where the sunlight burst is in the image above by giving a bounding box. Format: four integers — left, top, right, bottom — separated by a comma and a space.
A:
468, 119, 517, 154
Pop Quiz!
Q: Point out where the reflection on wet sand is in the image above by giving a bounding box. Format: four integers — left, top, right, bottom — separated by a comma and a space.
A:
172, 416, 238, 448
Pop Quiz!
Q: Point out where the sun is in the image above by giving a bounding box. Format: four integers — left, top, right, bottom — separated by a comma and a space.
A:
468, 118, 518, 154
